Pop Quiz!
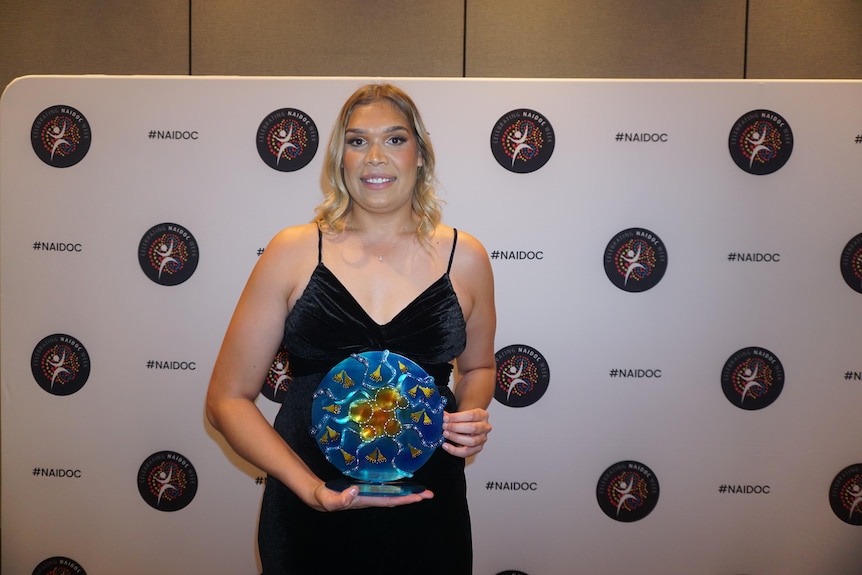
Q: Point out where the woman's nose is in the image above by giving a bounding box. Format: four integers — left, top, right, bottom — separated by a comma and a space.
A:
365, 141, 386, 164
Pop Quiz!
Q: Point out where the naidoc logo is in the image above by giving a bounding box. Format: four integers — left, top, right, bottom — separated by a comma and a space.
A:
728, 109, 794, 175
256, 107, 319, 172
31, 105, 92, 168
137, 450, 198, 512
840, 232, 862, 294
603, 227, 668, 292
138, 222, 200, 286
31, 556, 87, 575
261, 344, 292, 403
30, 333, 91, 396
829, 463, 862, 526
596, 460, 660, 522
721, 346, 785, 410
490, 108, 555, 173
494, 344, 550, 407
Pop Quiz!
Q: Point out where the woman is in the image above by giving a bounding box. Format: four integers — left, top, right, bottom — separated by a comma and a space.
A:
206, 83, 496, 574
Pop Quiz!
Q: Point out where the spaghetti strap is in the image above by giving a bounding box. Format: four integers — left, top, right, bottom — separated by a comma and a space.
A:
317, 227, 323, 264
447, 228, 458, 273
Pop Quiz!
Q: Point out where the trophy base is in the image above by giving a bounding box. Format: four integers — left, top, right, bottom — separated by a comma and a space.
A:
325, 477, 427, 497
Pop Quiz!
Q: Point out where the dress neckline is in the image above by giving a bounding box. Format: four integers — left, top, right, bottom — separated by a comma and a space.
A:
316, 262, 451, 328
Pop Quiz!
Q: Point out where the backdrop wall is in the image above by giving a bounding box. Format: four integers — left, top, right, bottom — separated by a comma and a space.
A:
2, 76, 861, 575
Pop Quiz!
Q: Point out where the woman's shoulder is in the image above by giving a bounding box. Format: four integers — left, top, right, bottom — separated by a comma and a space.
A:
440, 225, 494, 315
446, 226, 489, 263
250, 223, 320, 301
253, 223, 321, 279
266, 223, 319, 255
433, 225, 491, 280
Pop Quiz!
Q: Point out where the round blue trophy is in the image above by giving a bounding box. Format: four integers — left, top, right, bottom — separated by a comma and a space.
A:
310, 350, 447, 496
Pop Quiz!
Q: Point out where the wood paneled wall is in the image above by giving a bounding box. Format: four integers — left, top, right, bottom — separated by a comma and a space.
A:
2, 0, 861, 94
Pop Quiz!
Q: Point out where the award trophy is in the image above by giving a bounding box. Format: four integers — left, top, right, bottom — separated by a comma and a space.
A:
310, 350, 447, 496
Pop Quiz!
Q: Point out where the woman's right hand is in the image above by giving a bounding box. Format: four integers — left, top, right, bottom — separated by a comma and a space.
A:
311, 481, 434, 512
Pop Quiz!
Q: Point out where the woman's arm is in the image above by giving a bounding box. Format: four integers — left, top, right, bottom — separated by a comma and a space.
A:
443, 230, 497, 458
206, 226, 329, 505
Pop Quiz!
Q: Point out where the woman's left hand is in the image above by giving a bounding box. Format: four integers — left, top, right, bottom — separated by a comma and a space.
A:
441, 408, 492, 458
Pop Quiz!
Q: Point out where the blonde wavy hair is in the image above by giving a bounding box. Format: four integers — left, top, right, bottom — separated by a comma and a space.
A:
314, 83, 442, 240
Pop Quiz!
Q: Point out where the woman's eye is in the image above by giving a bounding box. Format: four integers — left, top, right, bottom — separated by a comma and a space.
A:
388, 136, 407, 145
346, 137, 365, 147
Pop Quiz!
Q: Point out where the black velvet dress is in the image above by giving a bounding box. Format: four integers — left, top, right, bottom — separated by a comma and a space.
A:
258, 229, 472, 575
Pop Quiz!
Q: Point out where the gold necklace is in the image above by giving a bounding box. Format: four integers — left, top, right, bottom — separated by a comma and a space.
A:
346, 222, 413, 263
374, 242, 397, 262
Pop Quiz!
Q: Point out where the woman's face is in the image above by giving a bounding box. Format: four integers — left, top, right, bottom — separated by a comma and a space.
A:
341, 100, 422, 217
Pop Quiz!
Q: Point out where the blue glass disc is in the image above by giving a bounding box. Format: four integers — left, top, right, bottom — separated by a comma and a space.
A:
310, 350, 447, 484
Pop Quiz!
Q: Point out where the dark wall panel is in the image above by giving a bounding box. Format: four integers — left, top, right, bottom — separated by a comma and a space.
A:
3, 1, 860, 90
0, 0, 189, 96
191, 0, 465, 77
465, 0, 747, 78
747, 0, 862, 79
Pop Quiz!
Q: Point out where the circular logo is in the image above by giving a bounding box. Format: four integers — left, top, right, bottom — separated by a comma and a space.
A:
596, 460, 660, 522
137, 450, 198, 511
840, 232, 862, 294
32, 556, 87, 575
829, 463, 862, 526
261, 345, 291, 403
31, 105, 92, 168
494, 345, 550, 407
604, 228, 668, 292
490, 109, 555, 173
31, 334, 91, 396
138, 222, 200, 286
728, 109, 793, 175
721, 346, 785, 410
256, 108, 319, 172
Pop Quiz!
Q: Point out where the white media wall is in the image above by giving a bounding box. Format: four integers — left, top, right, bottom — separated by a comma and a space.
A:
2, 76, 861, 575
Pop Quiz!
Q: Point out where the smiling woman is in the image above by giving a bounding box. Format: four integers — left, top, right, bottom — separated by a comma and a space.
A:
339, 101, 423, 221
205, 83, 497, 575
318, 83, 441, 241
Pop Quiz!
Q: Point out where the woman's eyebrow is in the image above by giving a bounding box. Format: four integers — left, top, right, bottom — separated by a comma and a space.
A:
345, 125, 410, 134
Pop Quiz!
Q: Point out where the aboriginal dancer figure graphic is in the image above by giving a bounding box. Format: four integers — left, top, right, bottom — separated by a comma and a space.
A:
738, 363, 764, 404
622, 244, 647, 286
746, 124, 772, 168
48, 350, 71, 391
156, 467, 178, 506
275, 123, 298, 166
614, 475, 639, 516
156, 238, 179, 280
508, 122, 534, 167
272, 360, 290, 393
49, 120, 70, 162
503, 360, 528, 401
848, 483, 862, 521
